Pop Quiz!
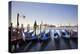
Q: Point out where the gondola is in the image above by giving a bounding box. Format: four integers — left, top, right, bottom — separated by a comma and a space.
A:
24, 30, 37, 41
54, 31, 60, 39
53, 29, 61, 39
60, 29, 70, 39
39, 31, 51, 41
70, 29, 78, 39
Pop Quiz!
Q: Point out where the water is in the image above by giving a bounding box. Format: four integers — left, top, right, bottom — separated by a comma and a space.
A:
11, 27, 78, 52
13, 38, 78, 52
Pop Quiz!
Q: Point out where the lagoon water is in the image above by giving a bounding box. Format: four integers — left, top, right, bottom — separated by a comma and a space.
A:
12, 26, 78, 52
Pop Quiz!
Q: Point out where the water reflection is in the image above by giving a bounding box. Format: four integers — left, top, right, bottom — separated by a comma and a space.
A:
54, 39, 60, 50
62, 38, 71, 49
24, 41, 37, 52
40, 39, 50, 51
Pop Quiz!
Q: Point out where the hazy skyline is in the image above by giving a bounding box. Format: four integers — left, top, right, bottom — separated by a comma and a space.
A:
11, 1, 78, 27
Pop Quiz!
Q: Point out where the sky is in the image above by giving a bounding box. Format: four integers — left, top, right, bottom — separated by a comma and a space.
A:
10, 1, 78, 27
